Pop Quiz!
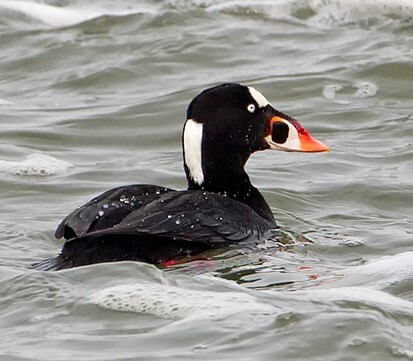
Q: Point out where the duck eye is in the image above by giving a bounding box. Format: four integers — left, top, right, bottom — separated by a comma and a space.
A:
271, 122, 289, 144
247, 104, 256, 113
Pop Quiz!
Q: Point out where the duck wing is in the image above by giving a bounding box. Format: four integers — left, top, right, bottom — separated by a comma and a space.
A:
40, 187, 277, 270
55, 184, 174, 239
66, 189, 275, 245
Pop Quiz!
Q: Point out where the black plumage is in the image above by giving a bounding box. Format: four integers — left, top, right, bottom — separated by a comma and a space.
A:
35, 83, 328, 270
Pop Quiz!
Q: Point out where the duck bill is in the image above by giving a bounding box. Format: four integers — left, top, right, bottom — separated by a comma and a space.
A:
266, 116, 330, 153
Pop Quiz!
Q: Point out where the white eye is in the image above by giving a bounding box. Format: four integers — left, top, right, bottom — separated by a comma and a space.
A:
247, 104, 256, 113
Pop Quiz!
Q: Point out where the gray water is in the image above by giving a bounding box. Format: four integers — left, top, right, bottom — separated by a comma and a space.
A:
0, 0, 412, 360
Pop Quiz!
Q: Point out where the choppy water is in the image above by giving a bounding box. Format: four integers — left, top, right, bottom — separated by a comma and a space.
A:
0, 0, 412, 360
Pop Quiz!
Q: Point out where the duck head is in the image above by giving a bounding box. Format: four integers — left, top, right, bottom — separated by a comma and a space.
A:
183, 83, 329, 189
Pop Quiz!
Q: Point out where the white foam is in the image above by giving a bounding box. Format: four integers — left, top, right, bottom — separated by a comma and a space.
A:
323, 82, 378, 103
0, 0, 159, 28
322, 85, 343, 100
205, 0, 413, 24
339, 252, 413, 291
206, 0, 295, 18
261, 252, 413, 317
90, 282, 275, 320
0, 98, 13, 106
307, 0, 413, 24
302, 286, 413, 316
352, 81, 378, 98
0, 0, 97, 27
339, 236, 365, 247
1, 0, 411, 28
0, 153, 73, 176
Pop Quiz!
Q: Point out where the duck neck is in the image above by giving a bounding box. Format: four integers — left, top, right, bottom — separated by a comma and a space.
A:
185, 152, 275, 224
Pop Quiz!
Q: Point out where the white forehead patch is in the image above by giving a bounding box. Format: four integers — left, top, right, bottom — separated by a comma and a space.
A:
183, 119, 204, 185
248, 86, 269, 108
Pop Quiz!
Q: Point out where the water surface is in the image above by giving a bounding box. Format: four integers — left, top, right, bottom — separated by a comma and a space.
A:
0, 1, 412, 360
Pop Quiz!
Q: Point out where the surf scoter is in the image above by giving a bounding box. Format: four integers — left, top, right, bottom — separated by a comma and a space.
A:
36, 83, 328, 270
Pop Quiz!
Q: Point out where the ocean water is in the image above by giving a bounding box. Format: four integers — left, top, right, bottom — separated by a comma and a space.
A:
0, 0, 412, 360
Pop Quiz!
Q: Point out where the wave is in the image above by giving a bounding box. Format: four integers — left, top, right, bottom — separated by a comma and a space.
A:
336, 251, 413, 292
1, 253, 411, 361
0, 0, 98, 27
181, 0, 413, 25
85, 252, 413, 324
0, 0, 412, 29
0, 0, 159, 27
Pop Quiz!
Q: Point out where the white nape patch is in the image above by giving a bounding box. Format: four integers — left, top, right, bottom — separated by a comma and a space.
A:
248, 86, 270, 108
183, 119, 204, 185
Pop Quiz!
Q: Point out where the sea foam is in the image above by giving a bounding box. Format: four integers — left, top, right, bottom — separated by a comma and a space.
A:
1, 0, 412, 29
90, 281, 275, 320
0, 153, 73, 176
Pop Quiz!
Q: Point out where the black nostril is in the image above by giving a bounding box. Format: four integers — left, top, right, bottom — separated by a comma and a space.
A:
271, 122, 289, 144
